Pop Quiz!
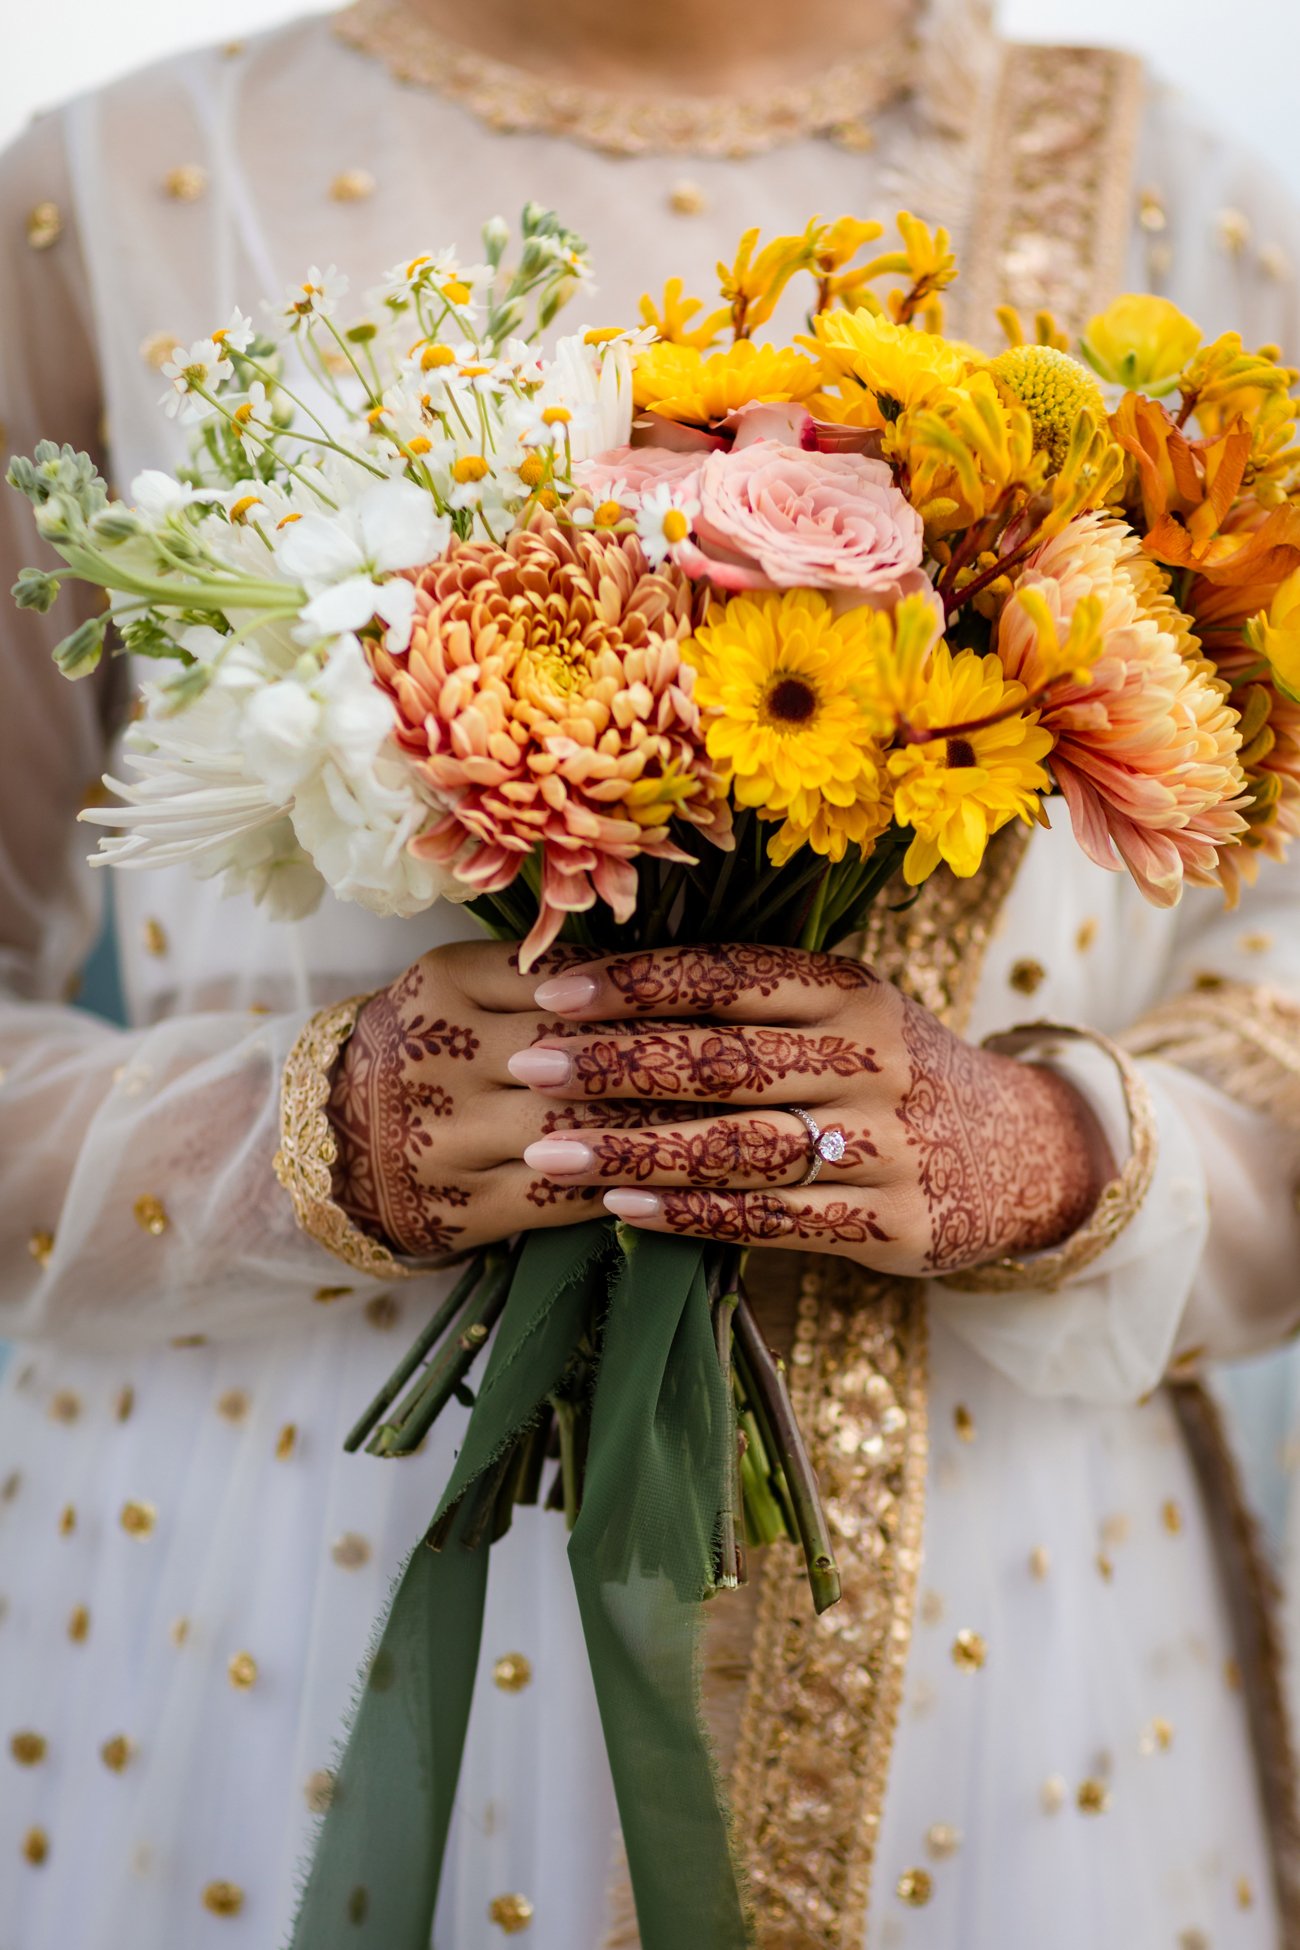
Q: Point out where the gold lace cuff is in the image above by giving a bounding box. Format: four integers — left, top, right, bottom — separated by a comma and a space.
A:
1122, 979, 1300, 1135
939, 1022, 1158, 1295
273, 994, 417, 1283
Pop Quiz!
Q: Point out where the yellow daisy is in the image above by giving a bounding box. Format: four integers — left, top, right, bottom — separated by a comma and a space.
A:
887, 645, 1052, 883
686, 590, 891, 862
812, 311, 971, 429
633, 339, 821, 427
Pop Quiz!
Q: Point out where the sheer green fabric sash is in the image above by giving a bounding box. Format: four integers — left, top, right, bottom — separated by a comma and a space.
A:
288, 1222, 751, 1949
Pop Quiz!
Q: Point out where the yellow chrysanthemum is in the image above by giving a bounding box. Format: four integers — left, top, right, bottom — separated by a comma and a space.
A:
1246, 566, 1300, 702
686, 590, 891, 862
633, 339, 821, 426
1079, 294, 1202, 397
887, 646, 1052, 883
990, 344, 1108, 470
812, 311, 971, 430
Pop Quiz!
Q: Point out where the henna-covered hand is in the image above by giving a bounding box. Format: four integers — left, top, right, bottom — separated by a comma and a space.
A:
514, 943, 1115, 1277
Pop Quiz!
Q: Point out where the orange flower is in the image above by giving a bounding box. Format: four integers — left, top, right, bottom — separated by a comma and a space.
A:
998, 514, 1248, 905
372, 516, 729, 967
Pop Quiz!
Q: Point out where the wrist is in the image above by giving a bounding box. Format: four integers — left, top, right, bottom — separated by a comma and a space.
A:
995, 1057, 1115, 1258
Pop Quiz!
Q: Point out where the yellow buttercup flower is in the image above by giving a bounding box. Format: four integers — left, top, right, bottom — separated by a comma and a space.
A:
1246, 567, 1300, 702
686, 590, 891, 862
887, 646, 1052, 883
813, 311, 970, 430
1079, 294, 1202, 397
633, 339, 821, 426
990, 344, 1108, 470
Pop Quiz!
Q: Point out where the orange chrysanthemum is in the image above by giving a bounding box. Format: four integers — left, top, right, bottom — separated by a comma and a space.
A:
998, 512, 1249, 905
371, 515, 729, 967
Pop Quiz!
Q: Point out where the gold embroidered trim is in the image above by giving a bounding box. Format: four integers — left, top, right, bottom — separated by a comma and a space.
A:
1123, 980, 1300, 1136
1169, 1380, 1300, 1941
940, 1022, 1158, 1295
958, 44, 1146, 340
274, 995, 415, 1282
332, 0, 920, 157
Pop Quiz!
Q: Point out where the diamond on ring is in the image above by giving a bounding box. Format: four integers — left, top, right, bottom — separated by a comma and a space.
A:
789, 1107, 845, 1187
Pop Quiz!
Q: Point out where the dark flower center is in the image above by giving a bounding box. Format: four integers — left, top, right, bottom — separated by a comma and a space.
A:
767, 676, 818, 724
946, 737, 977, 768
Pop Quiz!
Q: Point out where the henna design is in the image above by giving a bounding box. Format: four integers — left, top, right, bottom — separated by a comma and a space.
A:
525, 1180, 602, 1208
568, 1027, 880, 1100
895, 996, 1103, 1272
587, 1118, 879, 1187
658, 1191, 893, 1246
600, 945, 878, 1013
327, 973, 472, 1256
540, 1101, 695, 1135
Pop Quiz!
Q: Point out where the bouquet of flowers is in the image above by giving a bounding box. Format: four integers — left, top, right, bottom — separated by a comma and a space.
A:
11, 205, 1300, 1948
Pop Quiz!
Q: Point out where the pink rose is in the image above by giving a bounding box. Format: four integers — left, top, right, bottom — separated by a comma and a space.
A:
577, 443, 704, 504
675, 441, 927, 597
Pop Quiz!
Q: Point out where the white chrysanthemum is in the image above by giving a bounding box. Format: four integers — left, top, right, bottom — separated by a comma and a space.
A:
547, 332, 635, 462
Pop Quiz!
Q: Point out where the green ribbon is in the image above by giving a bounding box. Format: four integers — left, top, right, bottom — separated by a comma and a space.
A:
288, 1221, 751, 1949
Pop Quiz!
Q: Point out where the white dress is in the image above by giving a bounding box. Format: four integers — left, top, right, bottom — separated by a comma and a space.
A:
2, 13, 1300, 1947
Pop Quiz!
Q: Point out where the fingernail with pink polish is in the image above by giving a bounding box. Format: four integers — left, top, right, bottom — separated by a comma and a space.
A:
533, 973, 599, 1014
523, 1138, 594, 1174
508, 1047, 573, 1087
604, 1190, 662, 1220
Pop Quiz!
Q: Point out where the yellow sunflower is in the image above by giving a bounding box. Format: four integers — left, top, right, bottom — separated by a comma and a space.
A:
886, 645, 1052, 883
686, 590, 891, 862
633, 339, 822, 427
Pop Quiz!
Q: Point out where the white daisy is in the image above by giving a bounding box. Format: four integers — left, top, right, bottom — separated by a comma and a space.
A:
635, 482, 701, 566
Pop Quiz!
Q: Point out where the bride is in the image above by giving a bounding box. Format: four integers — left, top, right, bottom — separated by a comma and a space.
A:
3, 2, 1300, 1944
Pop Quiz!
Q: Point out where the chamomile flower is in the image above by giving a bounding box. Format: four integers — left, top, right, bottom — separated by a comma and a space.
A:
159, 339, 225, 422
211, 307, 255, 358
369, 251, 465, 310
636, 482, 700, 566
280, 265, 349, 328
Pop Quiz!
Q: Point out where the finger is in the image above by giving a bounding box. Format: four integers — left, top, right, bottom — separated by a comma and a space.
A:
505, 1024, 878, 1106
530, 944, 879, 1025
521, 1113, 883, 1190
436, 939, 600, 1015
599, 1186, 899, 1261
456, 1088, 702, 1168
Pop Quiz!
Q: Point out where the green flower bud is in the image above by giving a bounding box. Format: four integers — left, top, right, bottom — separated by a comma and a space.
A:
11, 566, 61, 612
53, 614, 106, 678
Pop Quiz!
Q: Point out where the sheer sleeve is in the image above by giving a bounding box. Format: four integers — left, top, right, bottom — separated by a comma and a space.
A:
0, 114, 360, 1354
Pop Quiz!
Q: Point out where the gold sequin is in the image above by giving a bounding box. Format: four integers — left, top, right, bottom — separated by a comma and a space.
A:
1238, 931, 1273, 955
925, 1822, 961, 1860
140, 330, 182, 370
10, 1731, 47, 1765
364, 1293, 399, 1330
1137, 186, 1167, 232
492, 1652, 533, 1693
22, 1826, 49, 1865
1161, 1498, 1184, 1535
1008, 956, 1045, 995
1139, 1716, 1174, 1755
1096, 1553, 1114, 1581
331, 1532, 372, 1570
58, 1504, 76, 1536
1075, 916, 1099, 953
1029, 1545, 1050, 1580
120, 1500, 157, 1538
1237, 1874, 1255, 1909
28, 1230, 54, 1269
330, 168, 376, 201
67, 1604, 90, 1643
1260, 243, 1291, 282
304, 1768, 335, 1813
895, 1867, 933, 1907
26, 202, 62, 250
171, 1334, 207, 1348
488, 1893, 534, 1933
227, 1651, 257, 1690
142, 917, 168, 957
170, 1616, 190, 1647
1100, 1512, 1131, 1547
1192, 970, 1224, 991
115, 1384, 135, 1422
668, 180, 707, 216
164, 164, 208, 202
133, 1195, 169, 1237
275, 1423, 297, 1460
1179, 1932, 1209, 1950
951, 1628, 986, 1671
48, 1389, 81, 1424
1077, 1777, 1110, 1814
1215, 207, 1252, 255
313, 1285, 354, 1305
1040, 1774, 1066, 1814
2, 1470, 21, 1502
100, 1733, 134, 1772
215, 1389, 250, 1424
348, 1886, 369, 1924
201, 1880, 245, 1917
953, 1403, 975, 1442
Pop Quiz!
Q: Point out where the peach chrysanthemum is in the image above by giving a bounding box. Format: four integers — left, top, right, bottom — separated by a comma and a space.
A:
997, 512, 1249, 905
370, 514, 729, 967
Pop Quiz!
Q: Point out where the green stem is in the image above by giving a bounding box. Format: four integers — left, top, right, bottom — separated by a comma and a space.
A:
342, 1251, 486, 1452
369, 1246, 515, 1456
797, 866, 832, 952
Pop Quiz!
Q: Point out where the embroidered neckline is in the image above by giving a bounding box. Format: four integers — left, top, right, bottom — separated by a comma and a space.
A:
332, 0, 921, 158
